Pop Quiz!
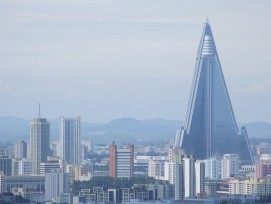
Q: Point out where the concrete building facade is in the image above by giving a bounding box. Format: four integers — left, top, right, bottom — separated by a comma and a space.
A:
204, 156, 222, 179
30, 118, 50, 175
45, 169, 70, 202
14, 140, 27, 159
221, 154, 240, 179
60, 117, 81, 165
109, 143, 134, 178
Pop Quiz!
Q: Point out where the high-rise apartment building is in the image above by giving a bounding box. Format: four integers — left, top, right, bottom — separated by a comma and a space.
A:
174, 162, 184, 200
183, 155, 196, 198
109, 143, 134, 178
30, 118, 50, 175
14, 140, 27, 159
51, 141, 60, 157
175, 21, 253, 165
0, 147, 9, 157
148, 158, 165, 180
221, 154, 240, 179
195, 160, 205, 196
18, 158, 32, 175
204, 156, 222, 180
164, 162, 176, 184
168, 154, 204, 200
60, 117, 81, 165
12, 159, 20, 175
45, 169, 70, 202
255, 161, 271, 179
0, 156, 12, 176
12, 158, 32, 175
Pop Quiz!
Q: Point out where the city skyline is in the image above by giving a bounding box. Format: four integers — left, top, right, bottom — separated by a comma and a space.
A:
1, 1, 270, 124
1, 2, 271, 203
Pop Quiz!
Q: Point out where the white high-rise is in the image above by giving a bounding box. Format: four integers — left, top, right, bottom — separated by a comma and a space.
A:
45, 169, 70, 202
183, 155, 196, 198
174, 162, 184, 200
204, 156, 222, 179
18, 158, 32, 175
148, 159, 165, 180
60, 117, 81, 165
30, 118, 50, 175
165, 155, 205, 200
195, 160, 205, 196
15, 140, 27, 159
51, 141, 61, 157
164, 161, 176, 184
221, 154, 240, 179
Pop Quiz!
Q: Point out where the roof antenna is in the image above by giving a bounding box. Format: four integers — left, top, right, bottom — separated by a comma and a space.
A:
38, 103, 41, 118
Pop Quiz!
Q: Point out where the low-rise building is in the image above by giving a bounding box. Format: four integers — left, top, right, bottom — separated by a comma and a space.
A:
0, 174, 45, 201
229, 176, 271, 196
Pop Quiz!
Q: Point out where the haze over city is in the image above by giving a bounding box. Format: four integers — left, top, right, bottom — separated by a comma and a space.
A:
2, 1, 271, 204
1, 0, 271, 123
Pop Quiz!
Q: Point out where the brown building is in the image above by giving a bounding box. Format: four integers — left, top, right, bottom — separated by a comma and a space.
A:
256, 161, 271, 178
109, 143, 117, 178
109, 143, 134, 178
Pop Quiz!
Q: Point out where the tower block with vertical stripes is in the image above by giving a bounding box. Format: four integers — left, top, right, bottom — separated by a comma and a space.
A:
175, 21, 254, 165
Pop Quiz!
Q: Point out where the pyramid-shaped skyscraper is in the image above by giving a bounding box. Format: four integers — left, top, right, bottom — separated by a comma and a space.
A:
175, 21, 254, 165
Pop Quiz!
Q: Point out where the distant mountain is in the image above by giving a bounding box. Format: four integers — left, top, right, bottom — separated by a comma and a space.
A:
0, 116, 29, 143
0, 116, 271, 144
245, 122, 271, 138
82, 118, 181, 143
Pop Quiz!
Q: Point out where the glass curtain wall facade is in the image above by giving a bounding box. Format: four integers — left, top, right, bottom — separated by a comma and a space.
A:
176, 21, 254, 165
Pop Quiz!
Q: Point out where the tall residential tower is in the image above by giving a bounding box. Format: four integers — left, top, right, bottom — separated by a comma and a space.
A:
14, 140, 27, 159
60, 117, 81, 165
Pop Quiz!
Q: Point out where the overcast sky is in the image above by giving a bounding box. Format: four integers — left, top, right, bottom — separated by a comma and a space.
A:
0, 0, 271, 123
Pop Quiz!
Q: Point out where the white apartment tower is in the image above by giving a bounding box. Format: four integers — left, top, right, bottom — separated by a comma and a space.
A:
174, 162, 184, 200
164, 161, 176, 184
165, 156, 205, 200
148, 159, 165, 180
51, 141, 61, 157
195, 160, 205, 196
18, 158, 32, 175
45, 169, 70, 202
183, 155, 196, 198
204, 156, 222, 179
221, 154, 240, 179
30, 118, 50, 175
15, 140, 27, 159
60, 117, 81, 165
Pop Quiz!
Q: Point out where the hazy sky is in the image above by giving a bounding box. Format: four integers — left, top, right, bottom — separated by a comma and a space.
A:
1, 0, 271, 123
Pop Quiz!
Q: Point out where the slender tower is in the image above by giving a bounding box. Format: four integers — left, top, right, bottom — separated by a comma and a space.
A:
60, 117, 81, 165
30, 104, 50, 174
176, 20, 254, 165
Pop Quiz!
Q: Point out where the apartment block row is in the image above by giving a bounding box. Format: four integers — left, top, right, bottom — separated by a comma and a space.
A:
229, 176, 271, 196
79, 183, 174, 203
